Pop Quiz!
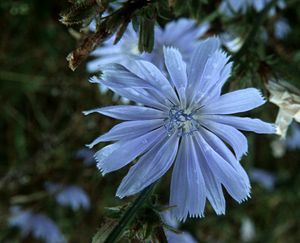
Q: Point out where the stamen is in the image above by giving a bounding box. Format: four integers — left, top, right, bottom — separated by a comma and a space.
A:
163, 106, 201, 137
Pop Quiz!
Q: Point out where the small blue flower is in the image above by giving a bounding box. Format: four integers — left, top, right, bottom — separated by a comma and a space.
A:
161, 211, 198, 242
274, 17, 291, 40
249, 168, 276, 191
75, 147, 96, 166
219, 0, 286, 16
45, 183, 91, 211
85, 37, 275, 221
8, 207, 66, 243
285, 122, 300, 150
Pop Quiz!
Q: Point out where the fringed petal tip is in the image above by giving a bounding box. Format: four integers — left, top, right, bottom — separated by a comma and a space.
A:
189, 212, 205, 219
82, 108, 101, 116
95, 158, 106, 176
214, 208, 225, 216
89, 76, 101, 83
238, 193, 251, 204
258, 89, 267, 103
163, 45, 179, 53
85, 143, 93, 149
273, 124, 279, 134
115, 193, 125, 200
172, 213, 204, 223
82, 110, 92, 116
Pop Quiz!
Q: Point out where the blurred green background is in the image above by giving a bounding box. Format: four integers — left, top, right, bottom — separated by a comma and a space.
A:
1, 0, 300, 242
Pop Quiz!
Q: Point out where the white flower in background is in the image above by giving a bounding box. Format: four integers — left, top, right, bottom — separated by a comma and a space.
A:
265, 79, 300, 138
240, 217, 256, 242
220, 30, 244, 53
270, 122, 300, 158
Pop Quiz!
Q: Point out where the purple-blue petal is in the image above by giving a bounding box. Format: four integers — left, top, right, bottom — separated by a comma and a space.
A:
170, 136, 206, 221
163, 46, 188, 107
186, 37, 220, 104
199, 119, 248, 160
195, 133, 251, 203
83, 105, 166, 121
95, 127, 167, 175
87, 119, 163, 148
200, 88, 266, 115
202, 114, 276, 134
116, 132, 179, 198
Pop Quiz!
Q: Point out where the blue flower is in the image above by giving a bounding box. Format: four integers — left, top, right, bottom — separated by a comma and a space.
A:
87, 23, 140, 74
75, 147, 96, 166
85, 37, 275, 221
274, 17, 291, 40
285, 122, 300, 150
8, 207, 66, 243
87, 18, 209, 74
249, 168, 276, 191
219, 0, 286, 16
142, 18, 210, 72
161, 211, 198, 242
45, 183, 91, 211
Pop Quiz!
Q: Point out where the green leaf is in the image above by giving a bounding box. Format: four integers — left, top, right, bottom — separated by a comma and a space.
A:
138, 16, 155, 53
162, 223, 183, 234
103, 181, 159, 243
131, 16, 139, 32
157, 0, 169, 9
105, 212, 123, 220
152, 205, 177, 213
92, 221, 118, 243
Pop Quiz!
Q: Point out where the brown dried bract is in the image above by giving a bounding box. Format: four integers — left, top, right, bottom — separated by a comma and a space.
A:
67, 26, 113, 71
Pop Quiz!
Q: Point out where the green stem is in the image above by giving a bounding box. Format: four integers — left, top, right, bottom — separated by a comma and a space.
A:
104, 181, 159, 243
230, 0, 279, 65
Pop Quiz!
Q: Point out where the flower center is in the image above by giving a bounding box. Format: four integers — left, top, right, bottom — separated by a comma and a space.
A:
163, 106, 201, 137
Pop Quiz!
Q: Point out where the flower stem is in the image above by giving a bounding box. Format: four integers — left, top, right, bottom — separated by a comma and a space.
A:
104, 181, 159, 243
230, 0, 279, 65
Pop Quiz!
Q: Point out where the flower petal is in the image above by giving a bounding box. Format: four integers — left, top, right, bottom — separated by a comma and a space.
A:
195, 133, 251, 203
86, 56, 121, 73
135, 60, 179, 105
199, 126, 250, 188
83, 105, 166, 120
190, 59, 232, 109
199, 118, 248, 160
196, 146, 226, 215
90, 76, 170, 110
170, 136, 206, 221
95, 127, 166, 175
200, 88, 266, 115
186, 37, 220, 104
201, 114, 276, 134
87, 119, 163, 148
189, 49, 231, 109
116, 132, 179, 198
163, 46, 188, 107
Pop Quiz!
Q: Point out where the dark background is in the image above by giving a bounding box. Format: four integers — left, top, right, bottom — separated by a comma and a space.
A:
1, 0, 300, 242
